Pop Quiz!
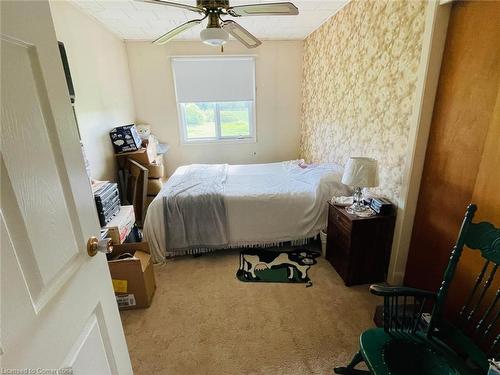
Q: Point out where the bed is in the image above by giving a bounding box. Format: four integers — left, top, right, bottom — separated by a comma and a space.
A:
143, 160, 350, 263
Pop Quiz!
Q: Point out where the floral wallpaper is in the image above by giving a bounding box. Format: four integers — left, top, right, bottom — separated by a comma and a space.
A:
299, 0, 427, 203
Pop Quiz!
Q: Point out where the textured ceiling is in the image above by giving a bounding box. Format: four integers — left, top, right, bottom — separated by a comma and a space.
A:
70, 0, 348, 41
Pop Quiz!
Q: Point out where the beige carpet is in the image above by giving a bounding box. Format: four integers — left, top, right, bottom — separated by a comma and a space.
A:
120, 249, 379, 375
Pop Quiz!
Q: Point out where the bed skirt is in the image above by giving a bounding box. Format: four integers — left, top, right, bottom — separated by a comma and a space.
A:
164, 236, 317, 259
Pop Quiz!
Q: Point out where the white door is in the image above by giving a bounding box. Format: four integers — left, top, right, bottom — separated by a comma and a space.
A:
0, 1, 133, 374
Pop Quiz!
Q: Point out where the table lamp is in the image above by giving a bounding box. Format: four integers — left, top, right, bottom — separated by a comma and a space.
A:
341, 157, 379, 213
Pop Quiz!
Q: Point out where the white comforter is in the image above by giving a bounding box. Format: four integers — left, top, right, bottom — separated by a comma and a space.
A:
143, 160, 350, 262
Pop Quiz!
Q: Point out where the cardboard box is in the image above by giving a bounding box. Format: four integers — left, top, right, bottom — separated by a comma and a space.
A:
115, 142, 156, 166
110, 124, 142, 154
104, 205, 135, 244
141, 135, 157, 151
147, 156, 164, 178
147, 178, 163, 195
108, 242, 156, 310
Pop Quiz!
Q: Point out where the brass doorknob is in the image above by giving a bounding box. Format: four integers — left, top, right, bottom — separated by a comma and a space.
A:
87, 236, 113, 257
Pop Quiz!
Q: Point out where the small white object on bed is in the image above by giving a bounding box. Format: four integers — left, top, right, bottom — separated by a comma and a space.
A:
143, 160, 350, 262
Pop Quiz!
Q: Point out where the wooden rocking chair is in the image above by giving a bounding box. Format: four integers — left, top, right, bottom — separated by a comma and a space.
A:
334, 204, 500, 375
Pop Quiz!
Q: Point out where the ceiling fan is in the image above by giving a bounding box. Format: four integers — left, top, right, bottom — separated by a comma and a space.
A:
137, 0, 299, 48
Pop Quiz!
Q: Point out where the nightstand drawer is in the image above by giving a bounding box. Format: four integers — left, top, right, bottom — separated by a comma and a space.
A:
329, 207, 352, 233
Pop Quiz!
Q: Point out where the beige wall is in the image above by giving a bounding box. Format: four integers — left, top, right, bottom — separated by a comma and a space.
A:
50, 1, 136, 181
125, 41, 303, 175
300, 0, 427, 203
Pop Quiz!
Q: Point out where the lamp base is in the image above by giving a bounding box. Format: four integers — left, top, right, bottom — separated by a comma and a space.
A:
345, 204, 376, 217
347, 186, 373, 216
351, 186, 364, 210
348, 202, 368, 212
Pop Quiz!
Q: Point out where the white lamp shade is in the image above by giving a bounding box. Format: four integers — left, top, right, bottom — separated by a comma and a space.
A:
341, 157, 379, 187
200, 28, 229, 46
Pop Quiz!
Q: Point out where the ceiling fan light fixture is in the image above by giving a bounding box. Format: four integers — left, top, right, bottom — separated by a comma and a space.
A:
200, 27, 229, 46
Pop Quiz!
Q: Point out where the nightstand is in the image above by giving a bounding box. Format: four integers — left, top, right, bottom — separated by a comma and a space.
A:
326, 202, 396, 286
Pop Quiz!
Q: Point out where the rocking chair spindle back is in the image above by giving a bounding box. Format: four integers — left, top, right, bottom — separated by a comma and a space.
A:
335, 204, 500, 375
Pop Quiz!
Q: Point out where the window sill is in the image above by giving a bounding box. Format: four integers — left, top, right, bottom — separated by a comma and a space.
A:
181, 137, 257, 146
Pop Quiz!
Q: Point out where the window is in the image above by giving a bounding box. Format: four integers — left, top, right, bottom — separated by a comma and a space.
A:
180, 101, 253, 140
172, 57, 256, 143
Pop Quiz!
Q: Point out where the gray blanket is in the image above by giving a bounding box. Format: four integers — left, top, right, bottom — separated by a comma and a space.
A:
163, 164, 228, 253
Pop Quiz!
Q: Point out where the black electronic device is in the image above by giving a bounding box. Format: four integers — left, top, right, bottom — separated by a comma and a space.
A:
97, 201, 120, 227
94, 182, 121, 226
94, 183, 119, 211
369, 197, 393, 215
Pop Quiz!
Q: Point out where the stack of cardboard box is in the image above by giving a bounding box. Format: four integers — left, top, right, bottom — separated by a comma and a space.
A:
145, 153, 165, 210
111, 124, 168, 214
107, 125, 158, 311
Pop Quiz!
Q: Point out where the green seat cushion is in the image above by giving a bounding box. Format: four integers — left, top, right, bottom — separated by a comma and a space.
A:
359, 328, 481, 375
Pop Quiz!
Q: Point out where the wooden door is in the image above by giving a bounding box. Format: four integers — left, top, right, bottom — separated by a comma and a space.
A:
404, 1, 500, 298
0, 1, 133, 373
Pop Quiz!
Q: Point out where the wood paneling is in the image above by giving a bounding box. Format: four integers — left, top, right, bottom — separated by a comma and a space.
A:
404, 1, 500, 293
446, 84, 500, 320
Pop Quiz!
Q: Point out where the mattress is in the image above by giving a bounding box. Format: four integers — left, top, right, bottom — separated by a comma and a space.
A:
143, 160, 350, 262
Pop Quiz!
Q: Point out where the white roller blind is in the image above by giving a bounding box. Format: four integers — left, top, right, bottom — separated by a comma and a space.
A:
171, 56, 255, 103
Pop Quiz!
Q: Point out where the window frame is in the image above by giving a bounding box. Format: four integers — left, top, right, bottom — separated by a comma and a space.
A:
178, 100, 256, 144
172, 55, 257, 145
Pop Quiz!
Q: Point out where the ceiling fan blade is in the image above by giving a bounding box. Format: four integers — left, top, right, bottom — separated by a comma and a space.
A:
227, 2, 298, 17
153, 19, 203, 45
222, 20, 262, 48
136, 0, 205, 14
